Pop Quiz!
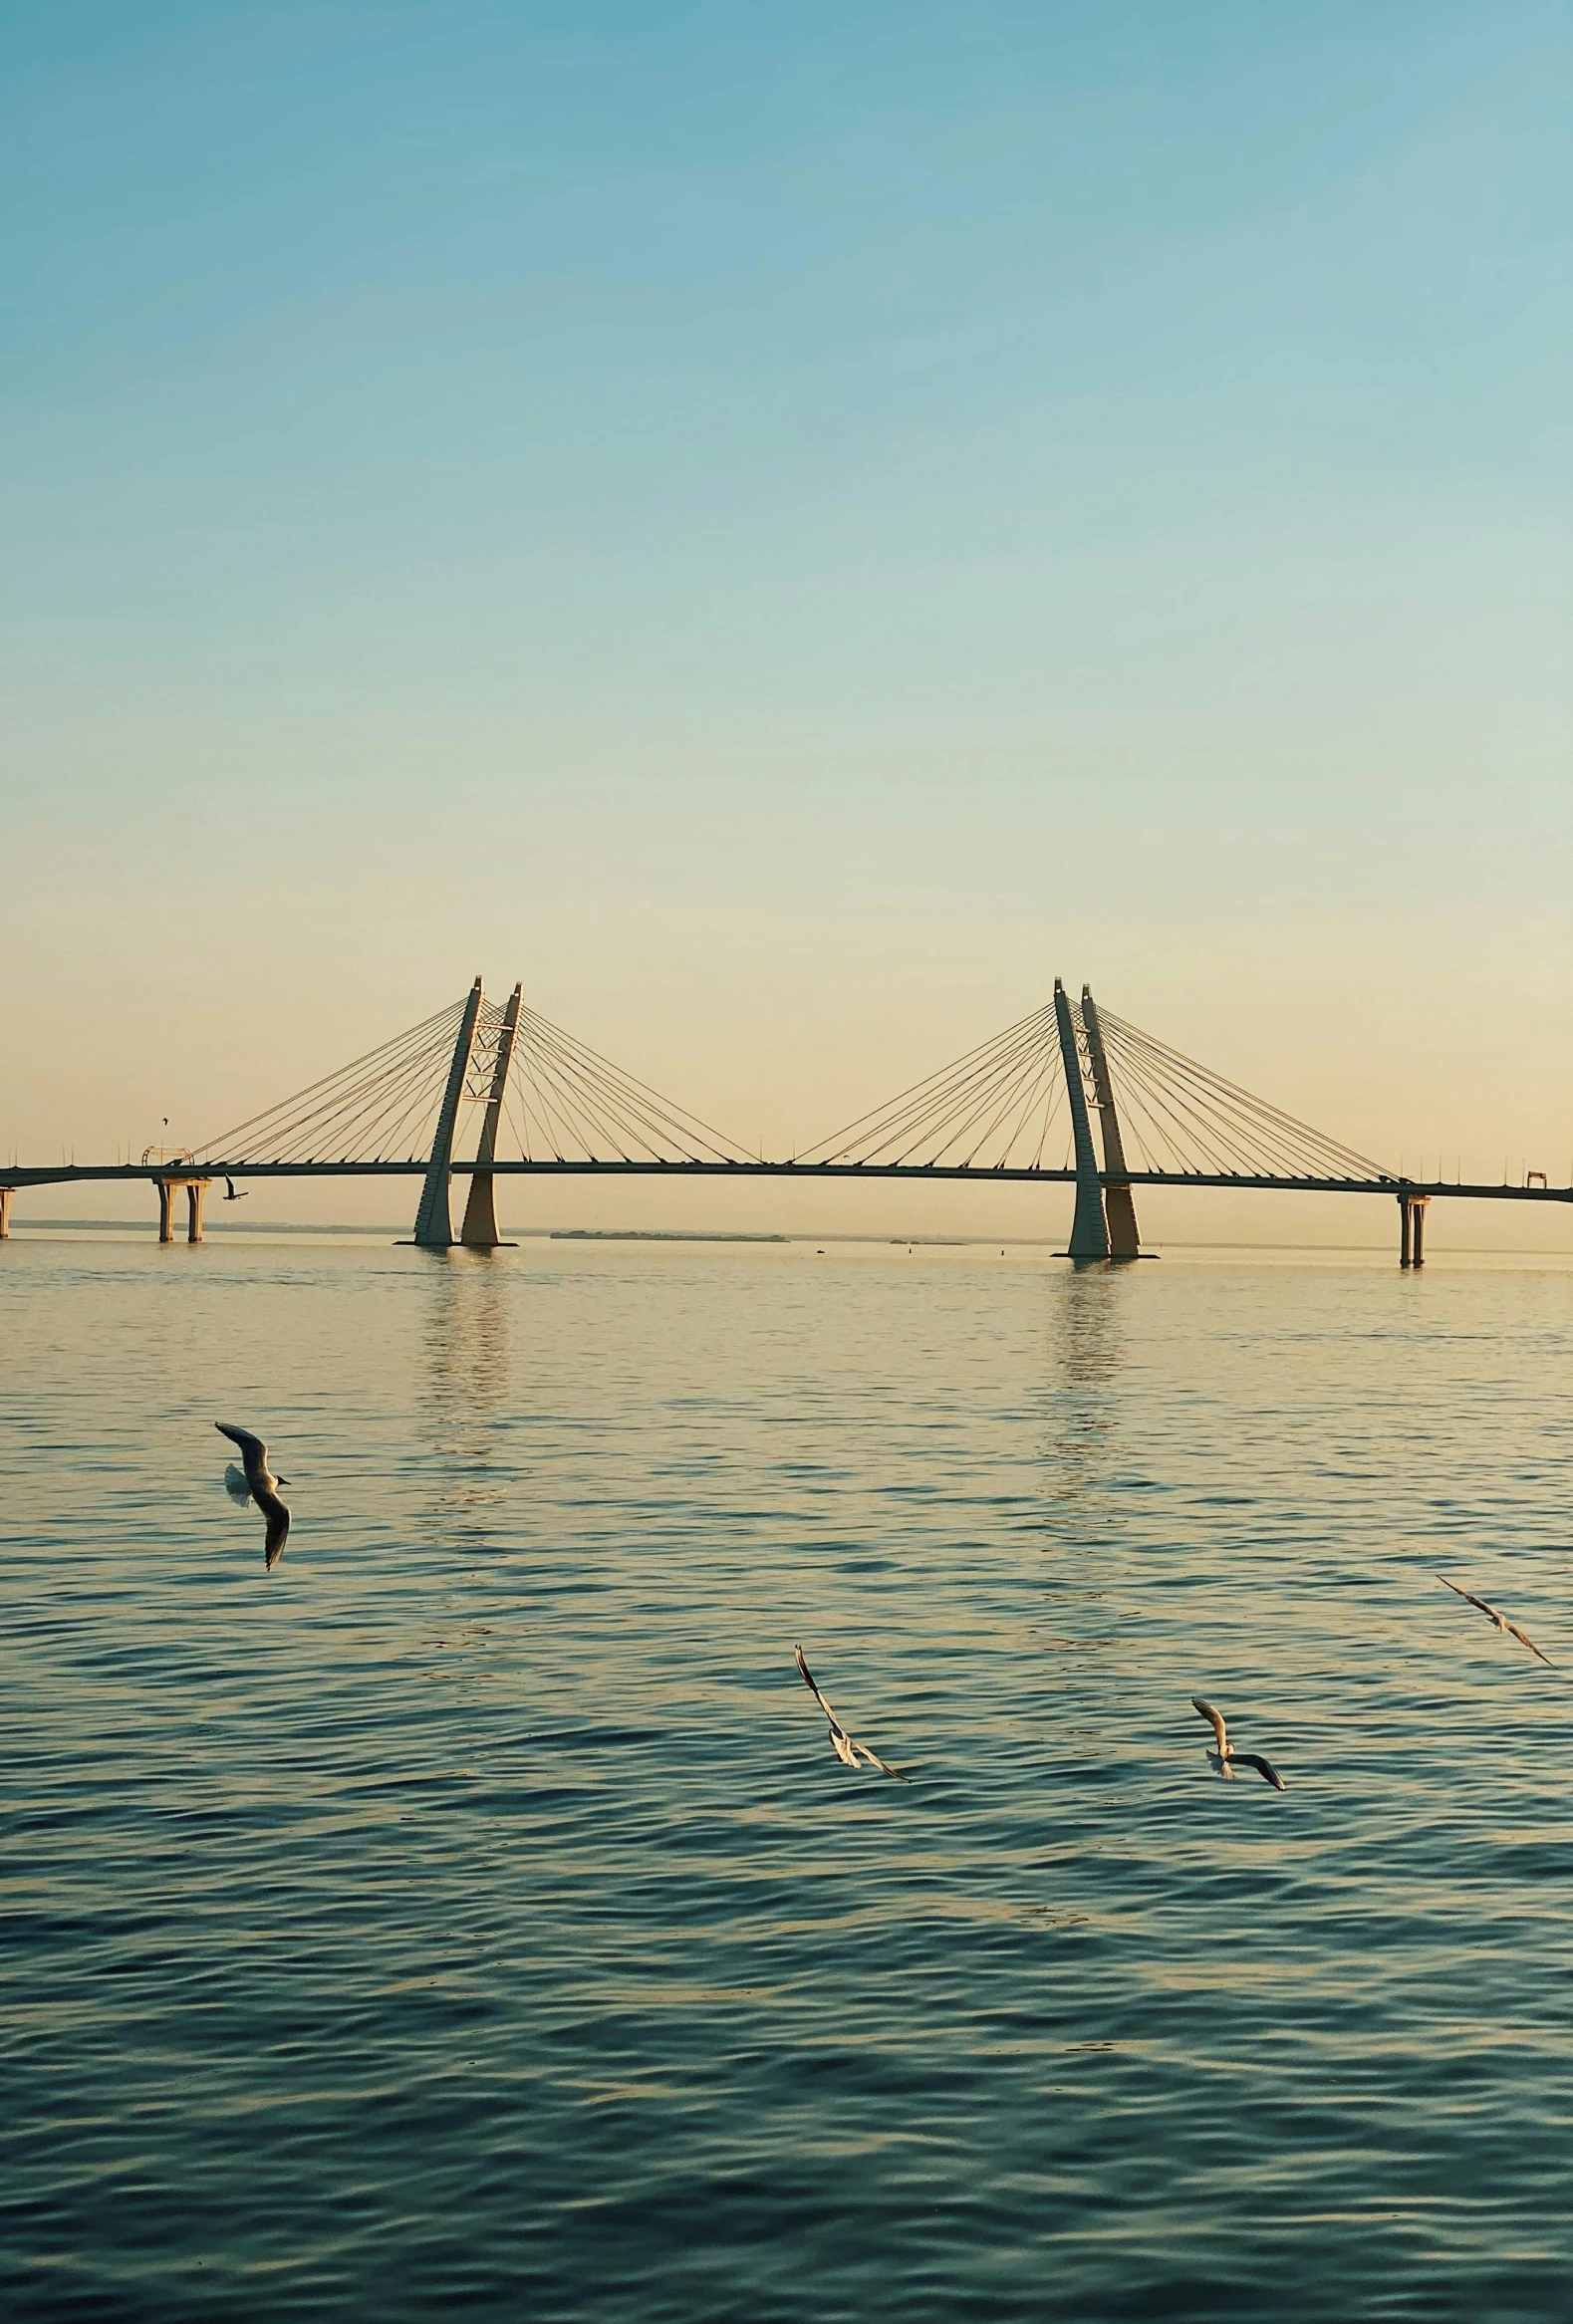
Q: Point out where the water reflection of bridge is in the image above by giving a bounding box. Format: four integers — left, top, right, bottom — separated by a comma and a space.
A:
3, 977, 1566, 1265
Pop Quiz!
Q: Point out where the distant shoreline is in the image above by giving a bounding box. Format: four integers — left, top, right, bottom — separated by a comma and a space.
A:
6, 1219, 1570, 1258
550, 1228, 790, 1243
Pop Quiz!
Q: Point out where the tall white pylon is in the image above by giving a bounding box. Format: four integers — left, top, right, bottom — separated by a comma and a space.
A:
411, 978, 484, 1248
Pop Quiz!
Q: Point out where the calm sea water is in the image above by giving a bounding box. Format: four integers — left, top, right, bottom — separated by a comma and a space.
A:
4, 1233, 1571, 2320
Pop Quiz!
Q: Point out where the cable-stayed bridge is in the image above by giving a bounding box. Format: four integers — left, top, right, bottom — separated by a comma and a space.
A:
2, 976, 1566, 1264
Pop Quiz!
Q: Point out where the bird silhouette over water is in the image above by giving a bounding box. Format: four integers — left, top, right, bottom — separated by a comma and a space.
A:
794, 1647, 906, 1779
1191, 1697, 1285, 1790
216, 1422, 291, 1571
1437, 1575, 1554, 1667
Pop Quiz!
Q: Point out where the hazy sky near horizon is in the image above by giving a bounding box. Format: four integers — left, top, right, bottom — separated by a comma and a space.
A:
3, 1, 1569, 1236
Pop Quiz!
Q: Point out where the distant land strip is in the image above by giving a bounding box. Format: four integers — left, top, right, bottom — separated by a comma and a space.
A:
5, 1221, 1569, 1258
551, 1229, 790, 1242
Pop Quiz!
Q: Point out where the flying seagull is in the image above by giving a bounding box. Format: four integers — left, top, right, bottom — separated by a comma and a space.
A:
222, 1176, 248, 1201
794, 1646, 906, 1779
1437, 1575, 1553, 1667
1191, 1697, 1285, 1790
216, 1422, 291, 1571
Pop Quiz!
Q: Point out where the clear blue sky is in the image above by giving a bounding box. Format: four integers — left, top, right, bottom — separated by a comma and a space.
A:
3, 2, 1569, 1234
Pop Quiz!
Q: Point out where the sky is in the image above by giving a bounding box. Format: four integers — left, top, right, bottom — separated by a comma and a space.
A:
3, 0, 1569, 1247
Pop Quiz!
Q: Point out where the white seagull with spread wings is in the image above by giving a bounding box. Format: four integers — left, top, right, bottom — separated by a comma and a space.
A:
794, 1646, 906, 1780
1191, 1697, 1285, 1790
1437, 1575, 1553, 1668
216, 1422, 291, 1571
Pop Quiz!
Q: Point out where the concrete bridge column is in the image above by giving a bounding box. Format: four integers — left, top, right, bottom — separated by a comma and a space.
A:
1053, 979, 1110, 1260
0, 1187, 12, 1239
461, 981, 522, 1249
1398, 1192, 1431, 1268
157, 1176, 210, 1242
1081, 985, 1142, 1260
410, 978, 485, 1248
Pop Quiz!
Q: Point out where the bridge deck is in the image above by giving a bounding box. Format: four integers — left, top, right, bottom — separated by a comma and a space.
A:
3, 1161, 1567, 1202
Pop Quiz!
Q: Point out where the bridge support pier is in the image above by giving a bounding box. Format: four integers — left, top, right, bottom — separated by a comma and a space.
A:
1053, 979, 1111, 1260
0, 1187, 11, 1239
1399, 1192, 1430, 1268
157, 1176, 211, 1242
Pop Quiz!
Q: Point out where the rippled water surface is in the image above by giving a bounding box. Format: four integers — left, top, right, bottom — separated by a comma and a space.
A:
4, 1234, 1572, 2319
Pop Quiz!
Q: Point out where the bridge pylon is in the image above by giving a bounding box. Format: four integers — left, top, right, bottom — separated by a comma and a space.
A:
1053, 979, 1110, 1260
1081, 985, 1142, 1260
409, 978, 485, 1248
460, 982, 522, 1249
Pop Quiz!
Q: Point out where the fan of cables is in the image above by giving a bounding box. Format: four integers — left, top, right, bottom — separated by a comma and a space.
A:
1091, 1006, 1391, 1181
796, 1004, 1072, 1170
492, 1004, 754, 1164
197, 991, 756, 1169
196, 998, 473, 1165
